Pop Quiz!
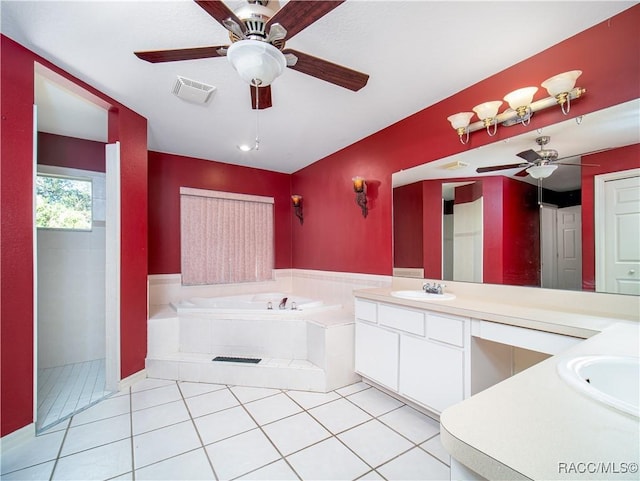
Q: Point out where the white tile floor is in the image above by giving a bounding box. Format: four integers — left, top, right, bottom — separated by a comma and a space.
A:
37, 359, 112, 433
2, 379, 451, 480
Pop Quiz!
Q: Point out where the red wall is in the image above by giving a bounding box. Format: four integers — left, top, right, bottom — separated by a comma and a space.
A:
147, 152, 292, 274
291, 6, 640, 275
1, 36, 148, 436
581, 143, 640, 290
38, 132, 106, 172
502, 177, 540, 287
1, 35, 37, 437
393, 182, 423, 268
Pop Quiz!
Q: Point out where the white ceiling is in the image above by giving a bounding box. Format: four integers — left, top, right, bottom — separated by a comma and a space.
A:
1, 1, 636, 174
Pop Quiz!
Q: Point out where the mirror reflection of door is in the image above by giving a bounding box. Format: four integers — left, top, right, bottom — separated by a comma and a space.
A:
442, 182, 483, 283
602, 174, 640, 294
541, 205, 582, 290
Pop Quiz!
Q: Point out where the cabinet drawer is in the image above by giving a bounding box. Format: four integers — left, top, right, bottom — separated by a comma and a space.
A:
355, 298, 377, 323
379, 304, 425, 336
427, 313, 465, 347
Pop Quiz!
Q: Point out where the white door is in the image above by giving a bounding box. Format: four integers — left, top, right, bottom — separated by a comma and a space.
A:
453, 197, 483, 282
540, 205, 558, 288
602, 174, 640, 294
105, 142, 121, 391
557, 205, 582, 290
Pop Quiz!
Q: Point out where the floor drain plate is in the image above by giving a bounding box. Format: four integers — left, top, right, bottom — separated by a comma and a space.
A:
212, 356, 261, 364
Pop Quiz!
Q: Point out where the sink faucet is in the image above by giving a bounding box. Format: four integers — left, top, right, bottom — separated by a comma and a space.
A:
279, 297, 288, 309
423, 282, 446, 295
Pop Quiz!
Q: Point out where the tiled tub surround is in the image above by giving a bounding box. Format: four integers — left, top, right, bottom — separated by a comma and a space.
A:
354, 278, 640, 481
147, 270, 391, 392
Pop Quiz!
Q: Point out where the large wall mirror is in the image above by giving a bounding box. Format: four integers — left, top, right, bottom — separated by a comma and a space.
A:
392, 99, 640, 295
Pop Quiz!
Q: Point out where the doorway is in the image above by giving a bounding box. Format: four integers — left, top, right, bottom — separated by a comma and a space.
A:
33, 67, 121, 433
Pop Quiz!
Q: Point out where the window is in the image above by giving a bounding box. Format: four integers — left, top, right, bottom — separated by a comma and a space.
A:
180, 187, 274, 285
36, 174, 92, 230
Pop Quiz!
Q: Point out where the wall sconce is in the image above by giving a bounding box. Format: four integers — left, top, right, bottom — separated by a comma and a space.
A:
447, 71, 586, 144
352, 176, 368, 218
291, 194, 303, 224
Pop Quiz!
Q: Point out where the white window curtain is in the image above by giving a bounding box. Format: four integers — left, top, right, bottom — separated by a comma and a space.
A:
180, 187, 274, 285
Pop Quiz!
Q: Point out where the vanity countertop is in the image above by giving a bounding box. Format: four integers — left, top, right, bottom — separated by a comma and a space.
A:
440, 321, 639, 480
353, 287, 638, 338
354, 285, 640, 480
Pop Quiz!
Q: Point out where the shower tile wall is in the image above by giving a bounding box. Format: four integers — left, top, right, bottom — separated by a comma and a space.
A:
37, 166, 106, 368
37, 165, 109, 429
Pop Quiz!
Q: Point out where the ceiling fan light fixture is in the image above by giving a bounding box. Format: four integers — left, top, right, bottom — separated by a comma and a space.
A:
227, 40, 286, 87
526, 164, 557, 179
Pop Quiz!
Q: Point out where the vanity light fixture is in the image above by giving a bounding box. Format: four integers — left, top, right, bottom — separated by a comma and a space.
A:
503, 87, 538, 126
291, 194, 303, 224
472, 101, 503, 136
542, 70, 583, 115
352, 176, 368, 218
447, 71, 586, 143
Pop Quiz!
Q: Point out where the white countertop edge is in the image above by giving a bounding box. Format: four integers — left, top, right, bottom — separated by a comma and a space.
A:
440, 322, 640, 480
440, 425, 530, 481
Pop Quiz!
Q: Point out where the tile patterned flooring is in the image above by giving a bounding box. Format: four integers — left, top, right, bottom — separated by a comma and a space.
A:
37, 359, 112, 433
2, 379, 451, 480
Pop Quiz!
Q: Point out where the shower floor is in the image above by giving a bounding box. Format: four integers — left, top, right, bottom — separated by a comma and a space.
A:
37, 358, 112, 433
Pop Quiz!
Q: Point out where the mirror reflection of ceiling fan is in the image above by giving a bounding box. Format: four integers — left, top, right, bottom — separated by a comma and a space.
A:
476, 135, 599, 180
134, 0, 369, 109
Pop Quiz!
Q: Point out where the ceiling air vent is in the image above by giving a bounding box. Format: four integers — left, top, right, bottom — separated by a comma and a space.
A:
172, 76, 216, 105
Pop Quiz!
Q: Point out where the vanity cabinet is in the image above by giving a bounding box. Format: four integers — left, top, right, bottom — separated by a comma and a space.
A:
354, 298, 470, 414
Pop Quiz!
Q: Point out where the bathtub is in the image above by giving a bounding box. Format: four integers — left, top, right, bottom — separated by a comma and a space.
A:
172, 292, 325, 315
171, 292, 340, 361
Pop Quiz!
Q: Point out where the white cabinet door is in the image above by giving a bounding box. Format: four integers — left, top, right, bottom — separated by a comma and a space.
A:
355, 321, 399, 390
400, 335, 464, 413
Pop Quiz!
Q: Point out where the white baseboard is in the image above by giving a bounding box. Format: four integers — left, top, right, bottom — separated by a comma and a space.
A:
1, 423, 35, 452
118, 369, 146, 391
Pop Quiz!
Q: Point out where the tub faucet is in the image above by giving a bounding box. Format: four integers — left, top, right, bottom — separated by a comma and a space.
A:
279, 297, 288, 309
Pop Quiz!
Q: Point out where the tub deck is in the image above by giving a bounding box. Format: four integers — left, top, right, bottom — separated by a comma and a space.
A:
146, 304, 359, 392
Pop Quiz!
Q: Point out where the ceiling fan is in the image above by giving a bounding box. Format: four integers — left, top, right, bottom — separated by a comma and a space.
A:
476, 135, 598, 179
134, 0, 369, 109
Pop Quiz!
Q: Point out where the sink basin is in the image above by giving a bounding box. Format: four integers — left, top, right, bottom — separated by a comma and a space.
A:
390, 290, 456, 301
557, 355, 639, 418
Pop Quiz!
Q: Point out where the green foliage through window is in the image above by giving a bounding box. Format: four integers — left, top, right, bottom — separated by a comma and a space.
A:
36, 175, 92, 230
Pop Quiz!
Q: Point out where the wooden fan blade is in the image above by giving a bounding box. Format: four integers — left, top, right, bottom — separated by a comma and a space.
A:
476, 163, 527, 174
516, 149, 542, 163
283, 49, 369, 91
194, 0, 244, 31
250, 85, 272, 110
135, 46, 227, 63
266, 0, 344, 40
515, 168, 530, 177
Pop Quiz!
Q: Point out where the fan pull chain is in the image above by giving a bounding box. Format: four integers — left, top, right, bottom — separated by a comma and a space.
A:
254, 82, 260, 151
